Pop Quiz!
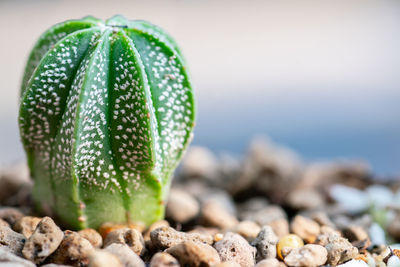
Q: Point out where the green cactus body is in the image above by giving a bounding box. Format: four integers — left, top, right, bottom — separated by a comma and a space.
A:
19, 15, 195, 229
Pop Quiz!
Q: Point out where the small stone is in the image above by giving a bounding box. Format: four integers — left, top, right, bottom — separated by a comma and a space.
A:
200, 200, 238, 229
252, 226, 278, 261
104, 243, 145, 267
0, 219, 9, 228
22, 217, 64, 264
188, 226, 220, 237
166, 188, 199, 223
0, 163, 31, 204
214, 261, 241, 267
41, 264, 74, 267
0, 224, 26, 255
104, 228, 145, 256
0, 247, 35, 267
290, 215, 320, 243
324, 233, 359, 265
276, 234, 304, 260
143, 220, 169, 242
284, 244, 327, 267
149, 252, 179, 267
88, 249, 122, 267
336, 259, 369, 266
179, 146, 218, 179
0, 208, 24, 227
267, 218, 290, 238
240, 205, 286, 226
214, 232, 256, 267
231, 221, 260, 241
310, 212, 335, 228
286, 188, 325, 210
255, 258, 281, 267
49, 230, 94, 266
78, 228, 103, 248
98, 222, 145, 240
167, 241, 220, 267
387, 214, 400, 241
150, 226, 212, 250
13, 216, 41, 238
342, 225, 370, 250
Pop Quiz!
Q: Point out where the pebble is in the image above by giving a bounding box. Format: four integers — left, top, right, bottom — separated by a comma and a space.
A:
231, 221, 260, 241
324, 233, 359, 265
268, 218, 290, 238
214, 232, 256, 267
214, 261, 242, 267
330, 185, 369, 214
310, 212, 335, 228
200, 200, 238, 229
98, 222, 145, 240
252, 225, 278, 261
166, 241, 221, 267
22, 217, 64, 264
336, 259, 369, 267
150, 226, 213, 250
166, 188, 199, 223
104, 243, 145, 267
241, 205, 287, 229
0, 163, 30, 204
179, 146, 219, 179
41, 264, 74, 267
49, 230, 94, 266
13, 216, 41, 238
88, 249, 122, 267
104, 228, 145, 256
0, 208, 24, 227
143, 220, 169, 242
149, 252, 179, 267
0, 247, 35, 267
342, 225, 370, 245
255, 258, 281, 267
286, 188, 325, 210
283, 244, 327, 267
0, 219, 9, 229
78, 228, 103, 248
276, 234, 304, 260
290, 215, 320, 243
0, 224, 26, 255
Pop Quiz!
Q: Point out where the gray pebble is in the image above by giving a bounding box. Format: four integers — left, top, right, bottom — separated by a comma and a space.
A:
166, 188, 199, 223
0, 247, 35, 267
0, 224, 26, 255
214, 232, 256, 267
252, 226, 278, 261
104, 243, 145, 267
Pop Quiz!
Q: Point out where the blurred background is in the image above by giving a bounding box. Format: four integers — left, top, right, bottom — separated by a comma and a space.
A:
1, 0, 399, 176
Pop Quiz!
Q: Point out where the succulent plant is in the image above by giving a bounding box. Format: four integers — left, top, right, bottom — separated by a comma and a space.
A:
19, 15, 195, 229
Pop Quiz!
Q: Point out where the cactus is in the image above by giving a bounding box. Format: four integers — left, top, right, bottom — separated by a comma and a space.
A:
18, 15, 195, 229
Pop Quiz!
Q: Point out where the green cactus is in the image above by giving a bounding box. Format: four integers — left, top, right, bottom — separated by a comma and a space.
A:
19, 15, 195, 230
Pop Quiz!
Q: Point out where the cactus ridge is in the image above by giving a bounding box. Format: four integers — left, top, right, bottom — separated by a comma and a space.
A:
19, 15, 195, 229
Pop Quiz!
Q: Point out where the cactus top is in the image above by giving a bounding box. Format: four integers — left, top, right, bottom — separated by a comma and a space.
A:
19, 15, 195, 229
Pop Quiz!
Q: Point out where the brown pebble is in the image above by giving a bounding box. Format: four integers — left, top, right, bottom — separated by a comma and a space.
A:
290, 215, 320, 243
149, 252, 179, 267
104, 243, 145, 267
150, 226, 213, 250
0, 218, 9, 228
98, 222, 145, 240
0, 224, 26, 255
104, 228, 145, 256
22, 216, 64, 264
144, 220, 170, 242
0, 207, 24, 227
231, 221, 260, 241
200, 201, 238, 229
286, 188, 325, 210
167, 241, 220, 267
166, 189, 200, 223
78, 228, 103, 248
14, 216, 41, 238
342, 225, 370, 243
88, 249, 123, 267
188, 226, 220, 237
284, 244, 327, 267
214, 261, 242, 267
214, 232, 256, 267
49, 230, 95, 266
324, 233, 358, 265
255, 258, 281, 267
267, 218, 290, 238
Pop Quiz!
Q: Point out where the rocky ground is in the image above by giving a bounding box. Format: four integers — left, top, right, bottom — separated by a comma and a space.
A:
1, 137, 400, 267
